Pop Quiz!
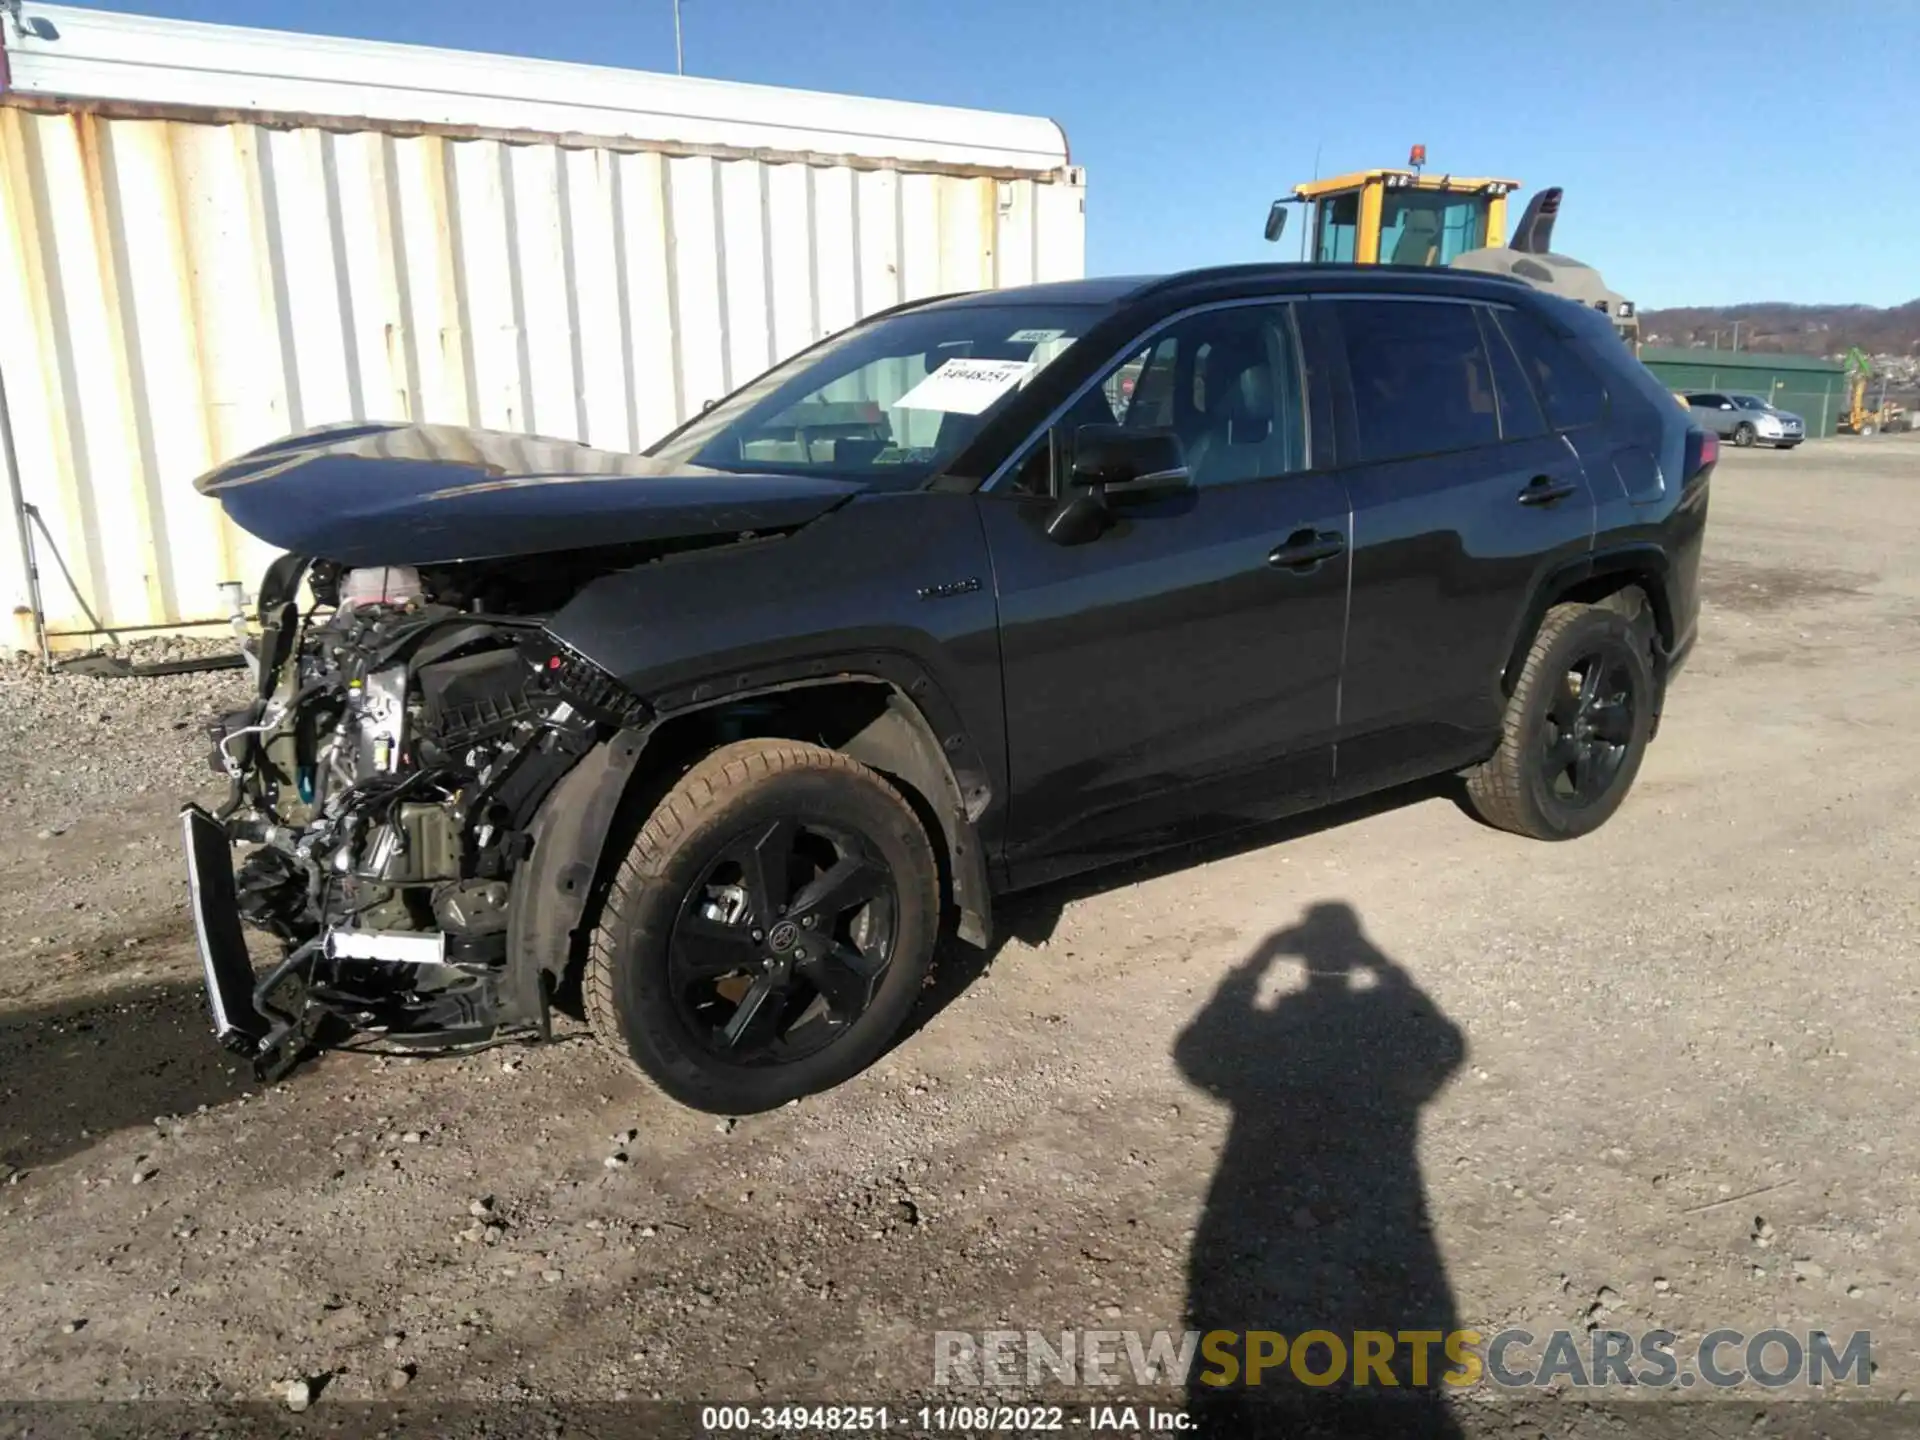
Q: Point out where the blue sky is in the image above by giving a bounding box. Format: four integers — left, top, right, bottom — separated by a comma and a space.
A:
58, 0, 1917, 309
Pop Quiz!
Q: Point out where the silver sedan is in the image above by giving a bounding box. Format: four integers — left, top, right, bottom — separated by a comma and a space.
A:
1684, 391, 1805, 449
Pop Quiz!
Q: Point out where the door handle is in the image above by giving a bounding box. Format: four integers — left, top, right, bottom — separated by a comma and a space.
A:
1267, 528, 1346, 571
1517, 476, 1579, 506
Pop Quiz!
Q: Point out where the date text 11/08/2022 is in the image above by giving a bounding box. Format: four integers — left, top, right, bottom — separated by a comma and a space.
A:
699, 1405, 1192, 1433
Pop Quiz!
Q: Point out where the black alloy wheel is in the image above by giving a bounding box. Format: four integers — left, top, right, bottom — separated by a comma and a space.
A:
668, 816, 898, 1064
1537, 651, 1638, 810
587, 738, 940, 1113
1465, 602, 1656, 841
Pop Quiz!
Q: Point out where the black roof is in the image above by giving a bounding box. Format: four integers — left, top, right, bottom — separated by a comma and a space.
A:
911, 263, 1531, 316
913, 276, 1158, 309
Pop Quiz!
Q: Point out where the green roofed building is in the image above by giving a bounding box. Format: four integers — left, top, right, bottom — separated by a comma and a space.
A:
1638, 347, 1849, 438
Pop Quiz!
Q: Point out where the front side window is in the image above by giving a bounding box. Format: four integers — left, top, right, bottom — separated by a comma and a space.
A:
647, 303, 1101, 485
1336, 299, 1500, 462
1008, 304, 1308, 493
1734, 395, 1769, 411
1315, 194, 1359, 263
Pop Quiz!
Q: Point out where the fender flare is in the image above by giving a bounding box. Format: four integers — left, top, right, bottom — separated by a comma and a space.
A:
502, 668, 993, 1026
1498, 544, 1675, 697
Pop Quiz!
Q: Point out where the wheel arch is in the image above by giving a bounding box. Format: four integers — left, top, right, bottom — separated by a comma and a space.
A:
503, 671, 993, 1026
1502, 546, 1676, 700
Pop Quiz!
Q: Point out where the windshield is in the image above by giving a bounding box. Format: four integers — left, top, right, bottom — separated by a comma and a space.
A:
1734, 395, 1770, 410
1378, 190, 1492, 266
647, 304, 1102, 483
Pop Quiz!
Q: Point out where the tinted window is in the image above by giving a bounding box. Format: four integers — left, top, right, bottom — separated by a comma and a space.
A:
1476, 307, 1546, 440
1337, 299, 1500, 462
1496, 306, 1608, 430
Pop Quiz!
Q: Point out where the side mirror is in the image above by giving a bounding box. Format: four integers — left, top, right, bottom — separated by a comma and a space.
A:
1044, 426, 1191, 545
1719, 402, 1734, 411
1264, 200, 1289, 244
1069, 425, 1190, 497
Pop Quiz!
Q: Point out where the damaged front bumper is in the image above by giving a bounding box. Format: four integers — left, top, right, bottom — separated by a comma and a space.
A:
182, 802, 542, 1082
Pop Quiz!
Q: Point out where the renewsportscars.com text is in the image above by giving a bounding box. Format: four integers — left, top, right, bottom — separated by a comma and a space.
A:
933, 1327, 1873, 1390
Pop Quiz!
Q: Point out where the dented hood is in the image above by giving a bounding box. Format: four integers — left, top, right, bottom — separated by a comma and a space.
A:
195, 422, 863, 567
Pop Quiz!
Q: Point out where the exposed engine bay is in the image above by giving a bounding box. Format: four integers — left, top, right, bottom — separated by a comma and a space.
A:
190, 553, 647, 1079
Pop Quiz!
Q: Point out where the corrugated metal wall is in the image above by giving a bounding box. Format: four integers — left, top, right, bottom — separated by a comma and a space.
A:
0, 105, 1085, 642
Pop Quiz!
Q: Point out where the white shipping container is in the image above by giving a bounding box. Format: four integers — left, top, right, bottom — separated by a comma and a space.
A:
0, 4, 1085, 646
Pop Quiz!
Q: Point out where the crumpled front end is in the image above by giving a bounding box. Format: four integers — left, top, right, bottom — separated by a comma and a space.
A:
184, 553, 647, 1080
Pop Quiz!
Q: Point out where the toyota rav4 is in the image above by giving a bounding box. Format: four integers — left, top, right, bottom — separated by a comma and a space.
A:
185, 264, 1712, 1114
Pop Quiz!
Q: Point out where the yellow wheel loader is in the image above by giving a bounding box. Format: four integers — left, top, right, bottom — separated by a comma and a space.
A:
1264, 145, 1642, 352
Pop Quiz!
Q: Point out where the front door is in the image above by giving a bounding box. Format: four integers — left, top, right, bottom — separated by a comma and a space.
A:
978, 300, 1351, 889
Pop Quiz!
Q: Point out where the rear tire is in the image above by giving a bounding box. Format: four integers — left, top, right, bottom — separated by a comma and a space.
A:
585, 739, 939, 1113
1465, 604, 1655, 841
1732, 422, 1756, 447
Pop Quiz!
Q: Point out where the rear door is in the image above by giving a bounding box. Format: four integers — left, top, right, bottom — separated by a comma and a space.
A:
979, 298, 1352, 889
1320, 293, 1596, 797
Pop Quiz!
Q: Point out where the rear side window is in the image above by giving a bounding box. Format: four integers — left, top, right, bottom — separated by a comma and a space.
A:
1476, 308, 1546, 440
1336, 299, 1500, 462
1497, 306, 1608, 430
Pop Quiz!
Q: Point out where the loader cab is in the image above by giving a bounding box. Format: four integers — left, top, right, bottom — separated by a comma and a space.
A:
1294, 168, 1519, 266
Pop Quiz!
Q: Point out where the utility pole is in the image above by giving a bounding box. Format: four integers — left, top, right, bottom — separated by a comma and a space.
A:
1730, 319, 1744, 352
673, 0, 685, 74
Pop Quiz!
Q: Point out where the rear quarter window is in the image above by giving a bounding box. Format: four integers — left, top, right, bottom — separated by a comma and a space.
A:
1495, 304, 1609, 430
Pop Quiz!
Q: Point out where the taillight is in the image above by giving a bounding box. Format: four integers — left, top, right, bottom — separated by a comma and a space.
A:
1684, 428, 1718, 482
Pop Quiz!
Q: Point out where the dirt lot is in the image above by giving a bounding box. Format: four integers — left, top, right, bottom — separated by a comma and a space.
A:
2, 438, 1918, 1434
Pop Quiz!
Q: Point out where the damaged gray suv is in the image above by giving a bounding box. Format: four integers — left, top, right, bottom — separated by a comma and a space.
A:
185, 266, 1709, 1114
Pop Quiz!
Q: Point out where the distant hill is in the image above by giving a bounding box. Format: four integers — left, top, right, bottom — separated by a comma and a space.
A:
1640, 301, 1920, 358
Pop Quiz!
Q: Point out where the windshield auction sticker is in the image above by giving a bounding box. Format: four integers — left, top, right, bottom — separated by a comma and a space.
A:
892, 358, 1035, 415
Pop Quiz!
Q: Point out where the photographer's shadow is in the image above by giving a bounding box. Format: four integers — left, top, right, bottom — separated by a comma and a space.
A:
1176, 902, 1467, 1437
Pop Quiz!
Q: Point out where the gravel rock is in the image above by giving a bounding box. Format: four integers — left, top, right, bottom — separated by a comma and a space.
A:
386, 1366, 413, 1391
284, 1378, 312, 1412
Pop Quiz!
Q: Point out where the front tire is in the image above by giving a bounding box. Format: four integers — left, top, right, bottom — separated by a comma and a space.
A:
1465, 604, 1656, 841
1732, 422, 1756, 447
585, 739, 939, 1113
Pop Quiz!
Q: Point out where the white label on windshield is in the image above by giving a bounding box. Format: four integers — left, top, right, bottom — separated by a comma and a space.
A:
892, 358, 1035, 415
1008, 327, 1066, 343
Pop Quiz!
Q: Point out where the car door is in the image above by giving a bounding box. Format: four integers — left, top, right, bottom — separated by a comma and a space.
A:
977, 298, 1352, 889
1691, 393, 1736, 436
1320, 294, 1597, 798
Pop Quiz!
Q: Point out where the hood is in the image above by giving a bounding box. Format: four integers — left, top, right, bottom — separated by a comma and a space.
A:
195, 423, 864, 567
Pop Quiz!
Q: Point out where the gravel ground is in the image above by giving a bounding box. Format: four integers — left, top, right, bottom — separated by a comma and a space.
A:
1, 439, 1918, 1436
